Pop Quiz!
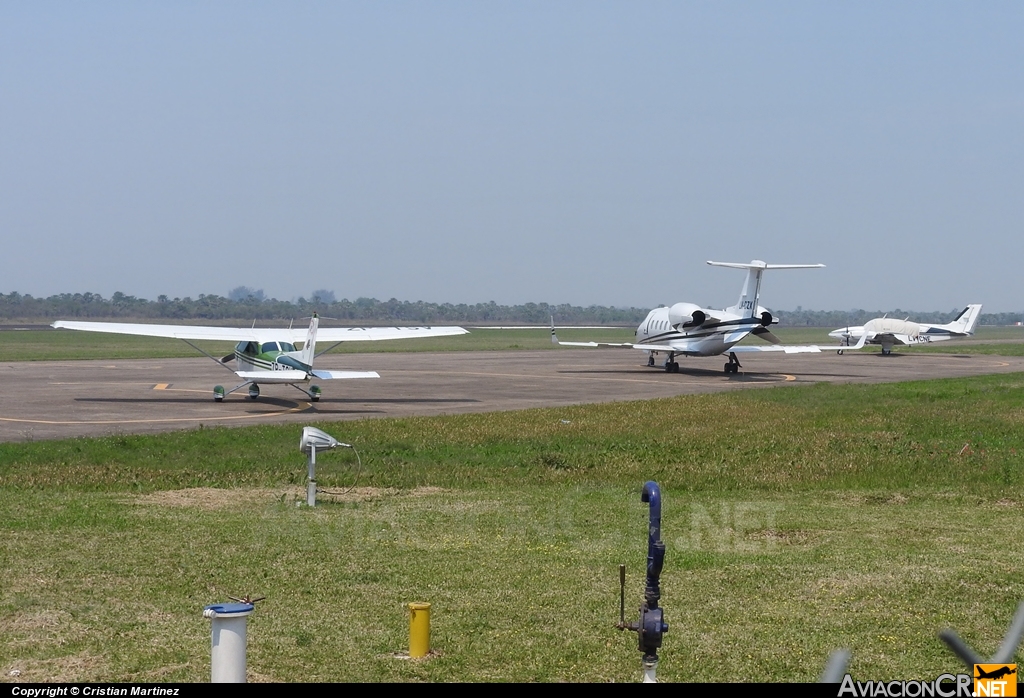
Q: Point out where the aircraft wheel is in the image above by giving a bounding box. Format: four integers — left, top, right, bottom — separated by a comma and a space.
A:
664, 362, 673, 372
248, 384, 260, 400
647, 356, 655, 367
837, 349, 844, 355
213, 385, 225, 402
310, 385, 321, 402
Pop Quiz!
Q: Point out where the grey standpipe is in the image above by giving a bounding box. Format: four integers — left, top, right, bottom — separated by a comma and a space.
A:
203, 601, 256, 683
617, 480, 669, 682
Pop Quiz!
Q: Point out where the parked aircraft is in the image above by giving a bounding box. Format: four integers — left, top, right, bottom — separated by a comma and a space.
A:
555, 260, 829, 374
828, 304, 982, 355
51, 314, 468, 401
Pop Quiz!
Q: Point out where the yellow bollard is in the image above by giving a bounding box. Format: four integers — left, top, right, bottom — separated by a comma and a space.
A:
408, 602, 431, 658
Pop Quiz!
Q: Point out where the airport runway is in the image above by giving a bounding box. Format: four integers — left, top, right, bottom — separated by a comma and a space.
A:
1, 348, 1022, 442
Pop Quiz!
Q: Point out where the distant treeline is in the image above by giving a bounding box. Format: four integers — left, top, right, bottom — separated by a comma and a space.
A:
0, 292, 645, 325
768, 306, 1022, 327
0, 292, 1019, 327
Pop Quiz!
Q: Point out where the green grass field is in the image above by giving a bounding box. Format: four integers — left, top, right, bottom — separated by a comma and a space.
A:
2, 373, 1023, 682
4, 325, 1022, 361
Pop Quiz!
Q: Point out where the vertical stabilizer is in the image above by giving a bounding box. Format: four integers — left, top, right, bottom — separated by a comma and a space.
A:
943, 304, 983, 335
300, 313, 319, 367
707, 260, 825, 318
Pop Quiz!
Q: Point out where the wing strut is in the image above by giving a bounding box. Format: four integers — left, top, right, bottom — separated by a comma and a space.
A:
181, 339, 239, 374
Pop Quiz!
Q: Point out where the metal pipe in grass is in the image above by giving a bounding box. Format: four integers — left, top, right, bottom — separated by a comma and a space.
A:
618, 481, 669, 682
203, 601, 255, 683
409, 602, 431, 658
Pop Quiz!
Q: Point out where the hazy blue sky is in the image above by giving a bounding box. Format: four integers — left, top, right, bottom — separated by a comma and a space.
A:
2, 2, 1021, 312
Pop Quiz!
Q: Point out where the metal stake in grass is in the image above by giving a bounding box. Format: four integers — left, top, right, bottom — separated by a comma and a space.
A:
938, 601, 1024, 669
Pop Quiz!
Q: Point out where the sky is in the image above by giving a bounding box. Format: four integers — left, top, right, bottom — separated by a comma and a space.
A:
1, 2, 1022, 312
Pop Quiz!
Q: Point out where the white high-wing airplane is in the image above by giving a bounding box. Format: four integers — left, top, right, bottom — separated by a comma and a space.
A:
828, 304, 982, 356
51, 314, 468, 401
555, 260, 831, 374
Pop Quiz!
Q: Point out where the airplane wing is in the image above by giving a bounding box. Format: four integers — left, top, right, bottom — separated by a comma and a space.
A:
629, 341, 821, 354
728, 345, 822, 354
871, 333, 911, 347
312, 326, 468, 342
556, 341, 635, 348
52, 321, 468, 343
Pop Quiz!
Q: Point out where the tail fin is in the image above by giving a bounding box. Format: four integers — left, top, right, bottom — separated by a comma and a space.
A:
707, 260, 825, 317
944, 304, 983, 335
300, 313, 319, 367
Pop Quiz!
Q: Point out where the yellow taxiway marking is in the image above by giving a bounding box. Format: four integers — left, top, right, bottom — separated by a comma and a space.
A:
0, 403, 311, 426
782, 374, 797, 381
153, 383, 170, 390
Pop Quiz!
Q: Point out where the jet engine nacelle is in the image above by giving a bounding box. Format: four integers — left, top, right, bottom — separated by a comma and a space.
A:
668, 303, 706, 329
757, 307, 775, 327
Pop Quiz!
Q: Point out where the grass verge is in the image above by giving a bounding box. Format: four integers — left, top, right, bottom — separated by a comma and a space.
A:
1, 374, 1023, 681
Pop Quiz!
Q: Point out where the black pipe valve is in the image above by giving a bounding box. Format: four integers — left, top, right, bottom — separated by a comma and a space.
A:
617, 480, 669, 663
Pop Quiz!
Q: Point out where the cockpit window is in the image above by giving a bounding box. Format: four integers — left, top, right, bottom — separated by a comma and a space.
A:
261, 342, 279, 353
280, 342, 296, 352
236, 341, 259, 355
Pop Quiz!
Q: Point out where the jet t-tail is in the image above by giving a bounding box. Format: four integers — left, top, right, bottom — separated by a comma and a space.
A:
555, 260, 827, 374
52, 314, 468, 401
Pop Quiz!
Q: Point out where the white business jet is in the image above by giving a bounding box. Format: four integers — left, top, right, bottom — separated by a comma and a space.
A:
828, 304, 982, 355
556, 260, 834, 374
52, 314, 468, 401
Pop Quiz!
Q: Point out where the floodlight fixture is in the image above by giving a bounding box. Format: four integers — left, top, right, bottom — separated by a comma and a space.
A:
299, 427, 350, 506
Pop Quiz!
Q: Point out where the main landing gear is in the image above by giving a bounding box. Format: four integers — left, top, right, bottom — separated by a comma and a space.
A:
212, 381, 259, 402
664, 353, 679, 373
724, 352, 741, 374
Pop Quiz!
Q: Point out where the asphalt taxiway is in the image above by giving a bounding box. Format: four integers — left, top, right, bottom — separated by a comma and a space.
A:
2, 348, 1022, 442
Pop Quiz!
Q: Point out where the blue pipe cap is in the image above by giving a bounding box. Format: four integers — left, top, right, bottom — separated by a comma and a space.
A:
203, 602, 254, 618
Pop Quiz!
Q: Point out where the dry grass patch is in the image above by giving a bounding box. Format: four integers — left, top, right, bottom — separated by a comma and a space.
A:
2, 652, 109, 683
131, 485, 451, 509
132, 487, 301, 510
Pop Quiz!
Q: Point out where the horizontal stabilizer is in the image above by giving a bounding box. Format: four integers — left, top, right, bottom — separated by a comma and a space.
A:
707, 261, 826, 270
311, 370, 380, 380
235, 370, 309, 382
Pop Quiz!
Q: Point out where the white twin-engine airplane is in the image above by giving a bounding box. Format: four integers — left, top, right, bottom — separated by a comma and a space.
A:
828, 304, 982, 356
556, 260, 842, 374
51, 315, 469, 401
